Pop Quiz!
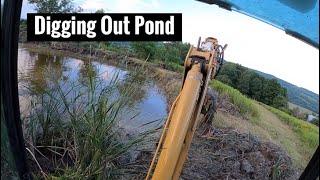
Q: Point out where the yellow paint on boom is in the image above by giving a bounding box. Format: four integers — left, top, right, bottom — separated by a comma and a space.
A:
146, 37, 227, 180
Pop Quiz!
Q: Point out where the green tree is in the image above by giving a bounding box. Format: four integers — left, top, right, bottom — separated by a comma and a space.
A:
95, 9, 105, 13
262, 79, 279, 105
250, 76, 263, 101
165, 42, 190, 64
163, 47, 180, 63
213, 61, 289, 110
155, 46, 167, 62
218, 62, 246, 88
310, 118, 319, 126
273, 94, 288, 109
289, 107, 307, 119
216, 75, 232, 86
131, 42, 157, 60
28, 0, 83, 13
261, 78, 288, 109
237, 70, 254, 95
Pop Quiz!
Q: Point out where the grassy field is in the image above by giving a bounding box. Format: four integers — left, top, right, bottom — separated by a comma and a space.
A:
263, 104, 319, 149
288, 102, 316, 116
210, 80, 319, 169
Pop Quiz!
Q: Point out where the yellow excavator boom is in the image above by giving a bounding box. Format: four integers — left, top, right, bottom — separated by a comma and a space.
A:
146, 37, 227, 180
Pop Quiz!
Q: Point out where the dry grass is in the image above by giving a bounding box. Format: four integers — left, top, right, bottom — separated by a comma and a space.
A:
212, 101, 316, 169
181, 127, 297, 180
209, 80, 319, 170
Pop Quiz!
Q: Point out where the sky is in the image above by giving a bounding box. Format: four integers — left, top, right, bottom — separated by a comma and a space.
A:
21, 0, 319, 94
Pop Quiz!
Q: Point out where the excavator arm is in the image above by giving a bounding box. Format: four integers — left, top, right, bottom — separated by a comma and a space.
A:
146, 37, 227, 180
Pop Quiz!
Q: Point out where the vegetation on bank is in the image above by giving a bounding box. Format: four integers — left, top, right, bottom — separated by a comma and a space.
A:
28, 0, 83, 13
210, 79, 259, 119
262, 103, 319, 149
20, 63, 152, 179
287, 102, 319, 126
211, 78, 319, 150
256, 70, 319, 114
210, 80, 319, 168
216, 62, 289, 110
130, 41, 189, 72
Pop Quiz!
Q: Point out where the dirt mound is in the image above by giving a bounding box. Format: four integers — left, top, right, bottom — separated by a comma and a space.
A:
181, 127, 297, 180
124, 86, 297, 179
129, 127, 297, 180
217, 93, 242, 118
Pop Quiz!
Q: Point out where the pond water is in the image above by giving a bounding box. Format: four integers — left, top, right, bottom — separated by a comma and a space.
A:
17, 47, 168, 132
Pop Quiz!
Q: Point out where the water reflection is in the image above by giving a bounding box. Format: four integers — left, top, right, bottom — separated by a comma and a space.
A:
18, 47, 167, 131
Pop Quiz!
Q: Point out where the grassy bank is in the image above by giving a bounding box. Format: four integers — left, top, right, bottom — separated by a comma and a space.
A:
210, 80, 319, 169
21, 61, 152, 179
210, 79, 259, 119
262, 104, 319, 150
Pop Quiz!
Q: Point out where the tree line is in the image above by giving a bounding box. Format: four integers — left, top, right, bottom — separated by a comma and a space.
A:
130, 41, 190, 72
216, 62, 288, 110
131, 42, 190, 64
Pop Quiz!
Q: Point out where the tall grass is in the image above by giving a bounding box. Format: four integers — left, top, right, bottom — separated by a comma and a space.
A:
210, 80, 259, 118
21, 60, 152, 179
262, 103, 319, 150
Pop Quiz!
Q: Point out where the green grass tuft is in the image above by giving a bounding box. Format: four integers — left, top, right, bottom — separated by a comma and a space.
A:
21, 60, 152, 179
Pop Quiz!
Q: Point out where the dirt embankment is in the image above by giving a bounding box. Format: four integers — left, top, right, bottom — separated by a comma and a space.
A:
182, 128, 297, 180
129, 95, 298, 180
21, 41, 298, 179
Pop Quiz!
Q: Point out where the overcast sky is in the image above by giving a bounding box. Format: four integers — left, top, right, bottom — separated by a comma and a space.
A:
21, 0, 319, 94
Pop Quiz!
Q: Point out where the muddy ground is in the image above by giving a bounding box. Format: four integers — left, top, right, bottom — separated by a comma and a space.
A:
20, 41, 299, 179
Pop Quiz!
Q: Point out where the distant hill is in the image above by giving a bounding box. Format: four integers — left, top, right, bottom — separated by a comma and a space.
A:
254, 70, 319, 114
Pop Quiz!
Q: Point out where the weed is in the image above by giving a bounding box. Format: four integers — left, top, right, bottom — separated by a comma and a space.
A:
21, 59, 152, 179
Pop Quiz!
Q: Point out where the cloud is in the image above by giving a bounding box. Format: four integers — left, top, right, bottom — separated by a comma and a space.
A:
21, 1, 36, 19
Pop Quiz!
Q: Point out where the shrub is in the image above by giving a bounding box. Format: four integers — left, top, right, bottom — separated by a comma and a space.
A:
310, 118, 319, 127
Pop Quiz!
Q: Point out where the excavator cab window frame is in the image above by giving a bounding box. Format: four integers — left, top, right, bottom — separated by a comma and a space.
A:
1, 0, 31, 179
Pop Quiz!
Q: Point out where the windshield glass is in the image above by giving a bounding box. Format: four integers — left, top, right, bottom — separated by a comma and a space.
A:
200, 0, 319, 48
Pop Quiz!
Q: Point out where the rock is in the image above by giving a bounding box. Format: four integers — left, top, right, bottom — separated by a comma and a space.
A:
233, 161, 241, 172
238, 140, 253, 153
242, 159, 255, 174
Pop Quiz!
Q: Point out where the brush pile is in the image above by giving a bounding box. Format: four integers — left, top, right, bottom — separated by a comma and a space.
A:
181, 127, 298, 180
